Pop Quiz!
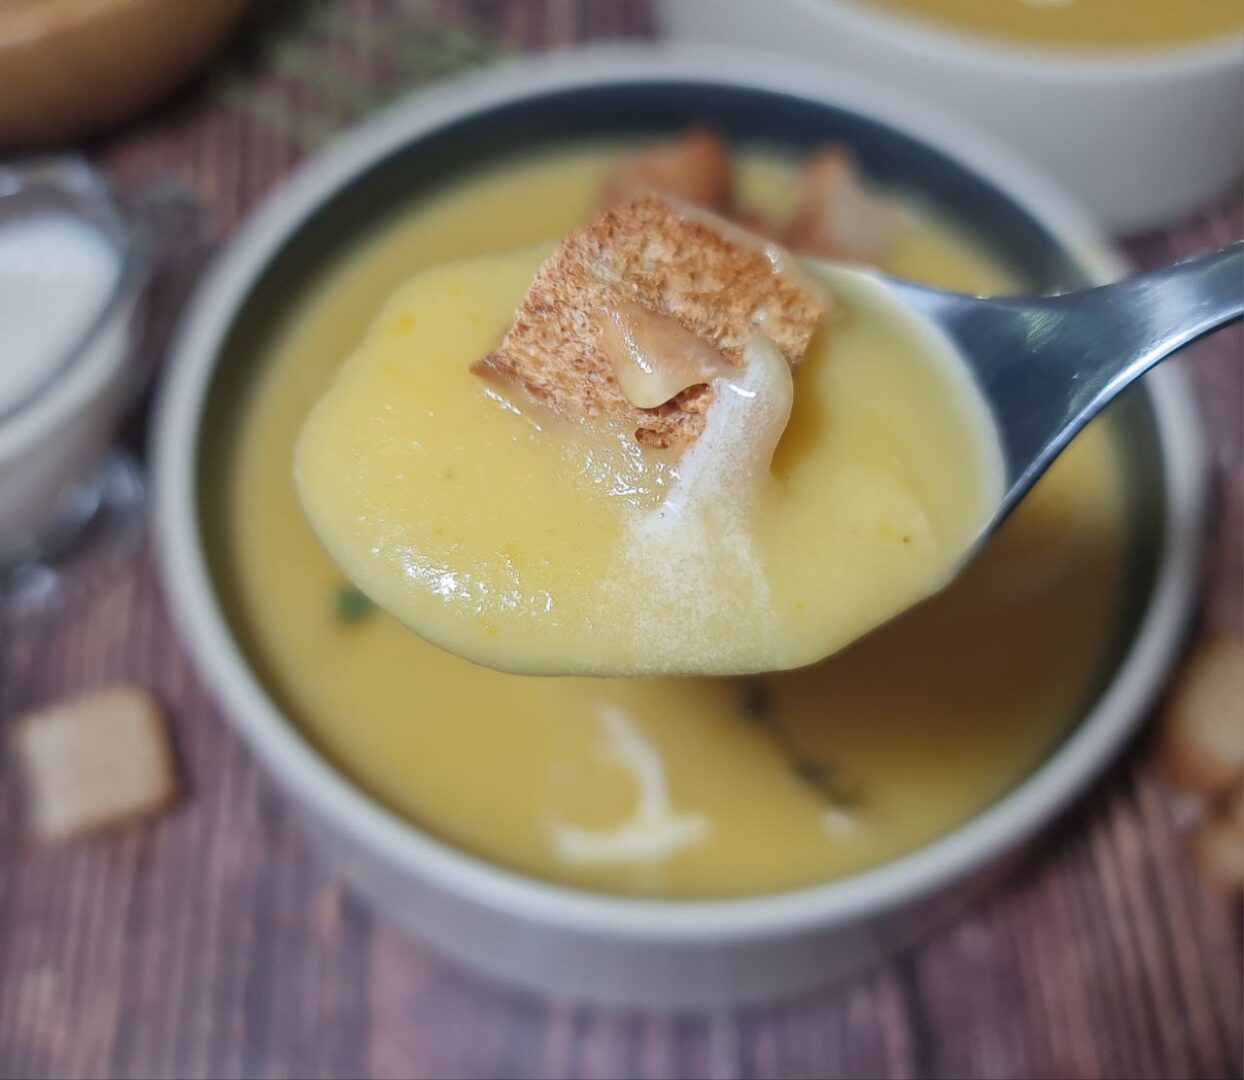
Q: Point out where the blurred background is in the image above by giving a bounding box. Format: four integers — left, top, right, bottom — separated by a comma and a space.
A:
0, 2, 1239, 1078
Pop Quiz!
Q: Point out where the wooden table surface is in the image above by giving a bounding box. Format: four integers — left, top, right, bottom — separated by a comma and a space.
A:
0, 3, 1240, 1077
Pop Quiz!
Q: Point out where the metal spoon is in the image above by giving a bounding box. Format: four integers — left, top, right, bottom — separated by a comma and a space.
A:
863, 241, 1242, 533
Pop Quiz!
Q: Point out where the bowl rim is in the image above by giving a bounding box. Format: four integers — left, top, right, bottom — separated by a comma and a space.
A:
153, 43, 1208, 944
794, 0, 1244, 76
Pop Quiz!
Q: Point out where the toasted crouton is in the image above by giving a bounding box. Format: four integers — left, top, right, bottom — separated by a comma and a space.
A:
477, 195, 826, 450
785, 146, 903, 264
1158, 635, 1244, 793
11, 685, 179, 841
598, 129, 731, 213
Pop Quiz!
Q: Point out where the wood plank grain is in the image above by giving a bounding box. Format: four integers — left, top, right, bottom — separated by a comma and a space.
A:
0, 2, 1239, 1078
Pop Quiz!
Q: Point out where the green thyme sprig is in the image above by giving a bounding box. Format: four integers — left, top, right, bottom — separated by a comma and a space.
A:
215, 0, 505, 150
737, 678, 863, 810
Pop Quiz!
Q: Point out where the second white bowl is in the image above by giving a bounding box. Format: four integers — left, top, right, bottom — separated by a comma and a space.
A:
658, 0, 1244, 232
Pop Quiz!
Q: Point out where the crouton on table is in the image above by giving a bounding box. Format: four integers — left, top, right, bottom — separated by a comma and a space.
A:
11, 685, 180, 841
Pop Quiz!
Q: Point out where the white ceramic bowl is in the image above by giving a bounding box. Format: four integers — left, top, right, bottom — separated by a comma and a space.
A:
658, 0, 1244, 233
153, 45, 1208, 1008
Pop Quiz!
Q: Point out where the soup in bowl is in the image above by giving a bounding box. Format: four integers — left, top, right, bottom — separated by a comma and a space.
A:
155, 48, 1206, 1006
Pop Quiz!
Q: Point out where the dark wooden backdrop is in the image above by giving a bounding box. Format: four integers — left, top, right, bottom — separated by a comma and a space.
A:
1, 2, 1240, 1077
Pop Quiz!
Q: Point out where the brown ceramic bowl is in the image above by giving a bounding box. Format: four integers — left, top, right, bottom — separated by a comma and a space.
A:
0, 0, 247, 146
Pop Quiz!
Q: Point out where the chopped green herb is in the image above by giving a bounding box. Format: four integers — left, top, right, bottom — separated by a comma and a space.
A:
335, 586, 375, 623
738, 679, 773, 722
792, 760, 863, 810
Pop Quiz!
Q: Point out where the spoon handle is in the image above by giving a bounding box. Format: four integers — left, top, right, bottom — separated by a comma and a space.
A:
1020, 242, 1244, 489
908, 241, 1242, 516
1066, 241, 1244, 398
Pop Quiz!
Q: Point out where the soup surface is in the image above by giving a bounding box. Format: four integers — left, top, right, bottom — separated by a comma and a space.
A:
221, 144, 1128, 897
862, 0, 1243, 49
295, 241, 1002, 676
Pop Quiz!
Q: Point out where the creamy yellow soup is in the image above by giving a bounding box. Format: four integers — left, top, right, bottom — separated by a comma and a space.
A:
863, 0, 1244, 49
220, 144, 1128, 897
296, 245, 1002, 676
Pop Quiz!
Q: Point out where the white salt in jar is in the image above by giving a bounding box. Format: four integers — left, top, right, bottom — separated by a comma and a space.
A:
0, 158, 148, 568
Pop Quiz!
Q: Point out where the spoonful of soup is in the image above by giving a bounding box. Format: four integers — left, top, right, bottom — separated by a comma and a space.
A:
295, 194, 1239, 679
